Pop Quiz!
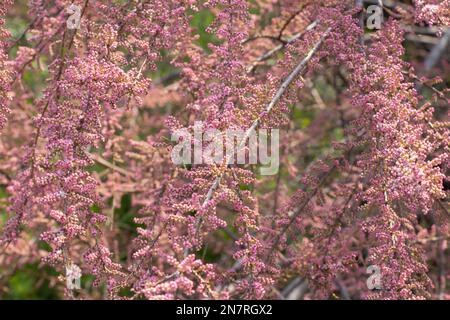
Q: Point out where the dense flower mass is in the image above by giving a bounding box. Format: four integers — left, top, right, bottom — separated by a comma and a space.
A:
0, 0, 448, 300
0, 0, 13, 130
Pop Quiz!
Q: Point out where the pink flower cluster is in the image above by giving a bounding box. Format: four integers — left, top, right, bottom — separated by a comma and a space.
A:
0, 0, 448, 300
414, 0, 450, 26
0, 0, 13, 130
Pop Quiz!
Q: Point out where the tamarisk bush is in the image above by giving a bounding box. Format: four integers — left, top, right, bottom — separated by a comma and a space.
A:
0, 0, 448, 300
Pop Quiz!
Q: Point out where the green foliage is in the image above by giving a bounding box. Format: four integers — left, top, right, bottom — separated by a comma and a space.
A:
2, 264, 59, 300
190, 9, 220, 52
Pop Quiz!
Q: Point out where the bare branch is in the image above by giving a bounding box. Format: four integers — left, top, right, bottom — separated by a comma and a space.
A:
184, 27, 332, 257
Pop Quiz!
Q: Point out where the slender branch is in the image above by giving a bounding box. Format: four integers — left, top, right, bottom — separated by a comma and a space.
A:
424, 30, 450, 71
211, 26, 331, 206
277, 9, 302, 40
90, 153, 132, 177
242, 35, 286, 45
265, 164, 337, 261
247, 20, 318, 73
184, 27, 332, 258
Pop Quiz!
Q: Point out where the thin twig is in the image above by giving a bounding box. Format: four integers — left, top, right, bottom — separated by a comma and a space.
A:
425, 30, 450, 71
90, 153, 132, 177
247, 21, 319, 73
184, 27, 332, 258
